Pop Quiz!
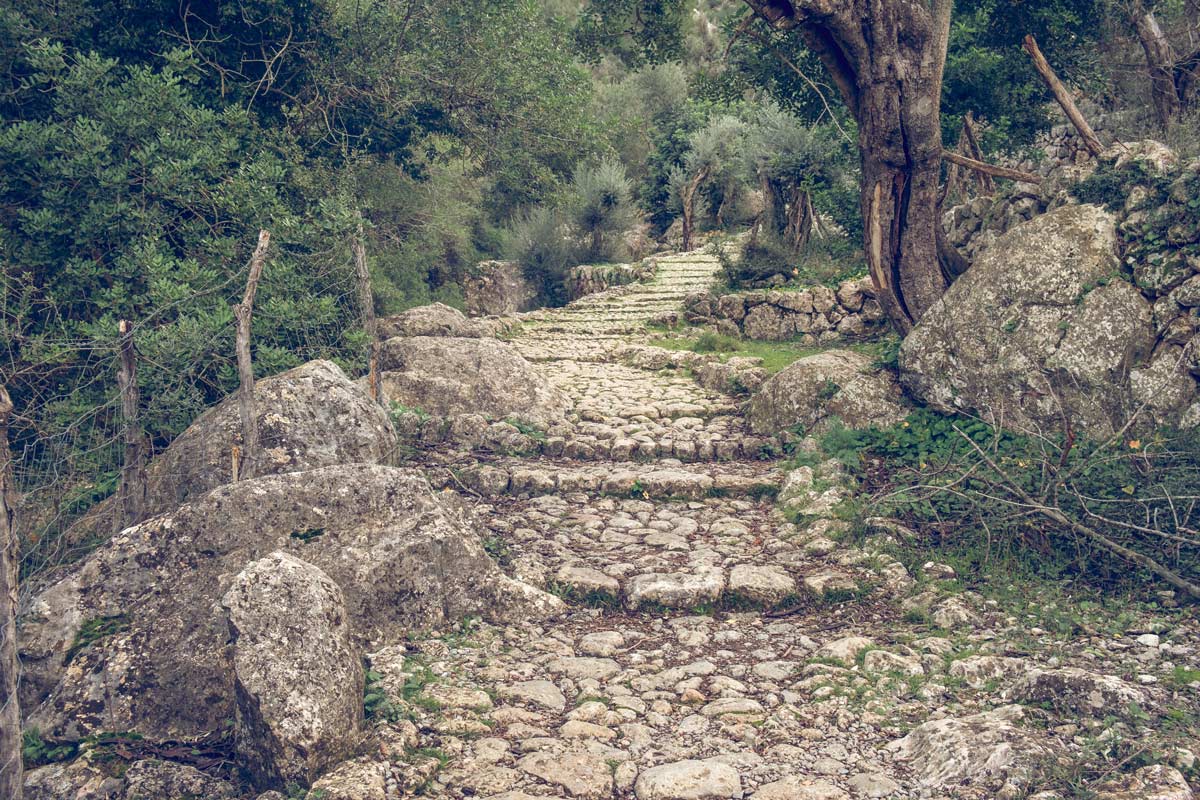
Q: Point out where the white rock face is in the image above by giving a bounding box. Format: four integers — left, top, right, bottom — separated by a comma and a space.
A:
634, 759, 743, 799
223, 551, 363, 789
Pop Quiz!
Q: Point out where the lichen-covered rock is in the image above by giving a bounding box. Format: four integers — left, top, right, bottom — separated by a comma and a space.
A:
19, 464, 562, 742
72, 360, 396, 537
901, 204, 1169, 435
746, 350, 907, 435
223, 552, 363, 789
886, 705, 1053, 793
121, 759, 240, 799
378, 302, 485, 338
379, 336, 568, 427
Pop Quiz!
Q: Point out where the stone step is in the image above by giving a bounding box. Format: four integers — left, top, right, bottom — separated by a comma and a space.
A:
431, 460, 783, 500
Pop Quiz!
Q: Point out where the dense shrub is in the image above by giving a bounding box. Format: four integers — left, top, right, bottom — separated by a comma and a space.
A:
816, 409, 1200, 596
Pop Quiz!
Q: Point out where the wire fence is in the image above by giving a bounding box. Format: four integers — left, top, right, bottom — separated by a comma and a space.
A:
2, 228, 375, 588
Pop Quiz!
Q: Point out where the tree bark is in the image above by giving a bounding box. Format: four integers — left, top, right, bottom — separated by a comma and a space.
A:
0, 385, 23, 800
233, 230, 271, 482
1023, 35, 1105, 157
743, 0, 950, 333
1131, 2, 1183, 129
116, 320, 147, 532
351, 223, 382, 406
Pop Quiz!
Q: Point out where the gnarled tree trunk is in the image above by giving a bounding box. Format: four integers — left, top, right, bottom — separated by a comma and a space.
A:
744, 0, 951, 333
1131, 2, 1183, 130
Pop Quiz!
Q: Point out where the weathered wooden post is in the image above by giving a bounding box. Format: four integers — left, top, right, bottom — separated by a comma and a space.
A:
115, 320, 147, 530
233, 230, 271, 481
0, 384, 23, 800
352, 221, 382, 406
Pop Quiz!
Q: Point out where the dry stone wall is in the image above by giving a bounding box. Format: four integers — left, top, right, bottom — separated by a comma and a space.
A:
673, 276, 887, 343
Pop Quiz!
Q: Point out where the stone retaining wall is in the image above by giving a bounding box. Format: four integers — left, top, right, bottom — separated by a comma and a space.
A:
673, 276, 887, 343
564, 259, 657, 301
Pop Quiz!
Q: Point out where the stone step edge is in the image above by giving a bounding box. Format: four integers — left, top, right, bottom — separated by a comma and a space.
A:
428, 463, 782, 500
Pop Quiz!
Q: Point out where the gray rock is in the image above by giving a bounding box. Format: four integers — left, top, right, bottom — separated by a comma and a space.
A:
1093, 764, 1194, 800
1011, 667, 1155, 720
626, 569, 726, 609
518, 750, 614, 798
901, 204, 1175, 435
747, 350, 907, 435
463, 261, 538, 316
751, 777, 849, 799
20, 465, 561, 742
378, 301, 485, 338
728, 564, 797, 605
223, 552, 363, 788
634, 759, 742, 799
886, 705, 1053, 792
379, 336, 568, 426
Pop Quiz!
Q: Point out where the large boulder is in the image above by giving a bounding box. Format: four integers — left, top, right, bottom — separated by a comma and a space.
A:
378, 302, 487, 339
224, 552, 363, 789
74, 359, 397, 537
379, 336, 568, 427
901, 204, 1166, 435
19, 464, 562, 742
746, 350, 908, 435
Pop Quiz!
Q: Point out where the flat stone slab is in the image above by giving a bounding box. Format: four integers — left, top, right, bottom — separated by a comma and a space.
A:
625, 568, 725, 609
518, 750, 615, 798
634, 759, 742, 799
729, 564, 797, 605
499, 680, 566, 711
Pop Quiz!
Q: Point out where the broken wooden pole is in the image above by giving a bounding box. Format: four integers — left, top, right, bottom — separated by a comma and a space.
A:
116, 320, 147, 531
232, 229, 271, 481
941, 151, 1043, 185
1023, 34, 1105, 157
351, 221, 382, 406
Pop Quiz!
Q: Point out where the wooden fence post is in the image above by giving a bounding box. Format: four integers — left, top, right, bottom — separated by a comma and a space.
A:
115, 320, 147, 531
1023, 35, 1106, 157
232, 230, 271, 482
351, 221, 382, 406
0, 384, 24, 800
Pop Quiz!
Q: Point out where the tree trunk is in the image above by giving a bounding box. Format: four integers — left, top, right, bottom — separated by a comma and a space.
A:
351, 222, 382, 407
116, 320, 147, 532
1132, 2, 1183, 130
785, 186, 814, 252
0, 385, 22, 800
744, 0, 951, 333
680, 168, 708, 251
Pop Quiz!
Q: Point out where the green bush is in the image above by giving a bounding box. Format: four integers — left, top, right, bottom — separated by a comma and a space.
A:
569, 157, 640, 262
503, 205, 580, 307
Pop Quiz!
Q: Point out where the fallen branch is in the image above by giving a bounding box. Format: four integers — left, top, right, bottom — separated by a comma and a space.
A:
951, 424, 1200, 601
1022, 34, 1105, 157
941, 150, 1042, 184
